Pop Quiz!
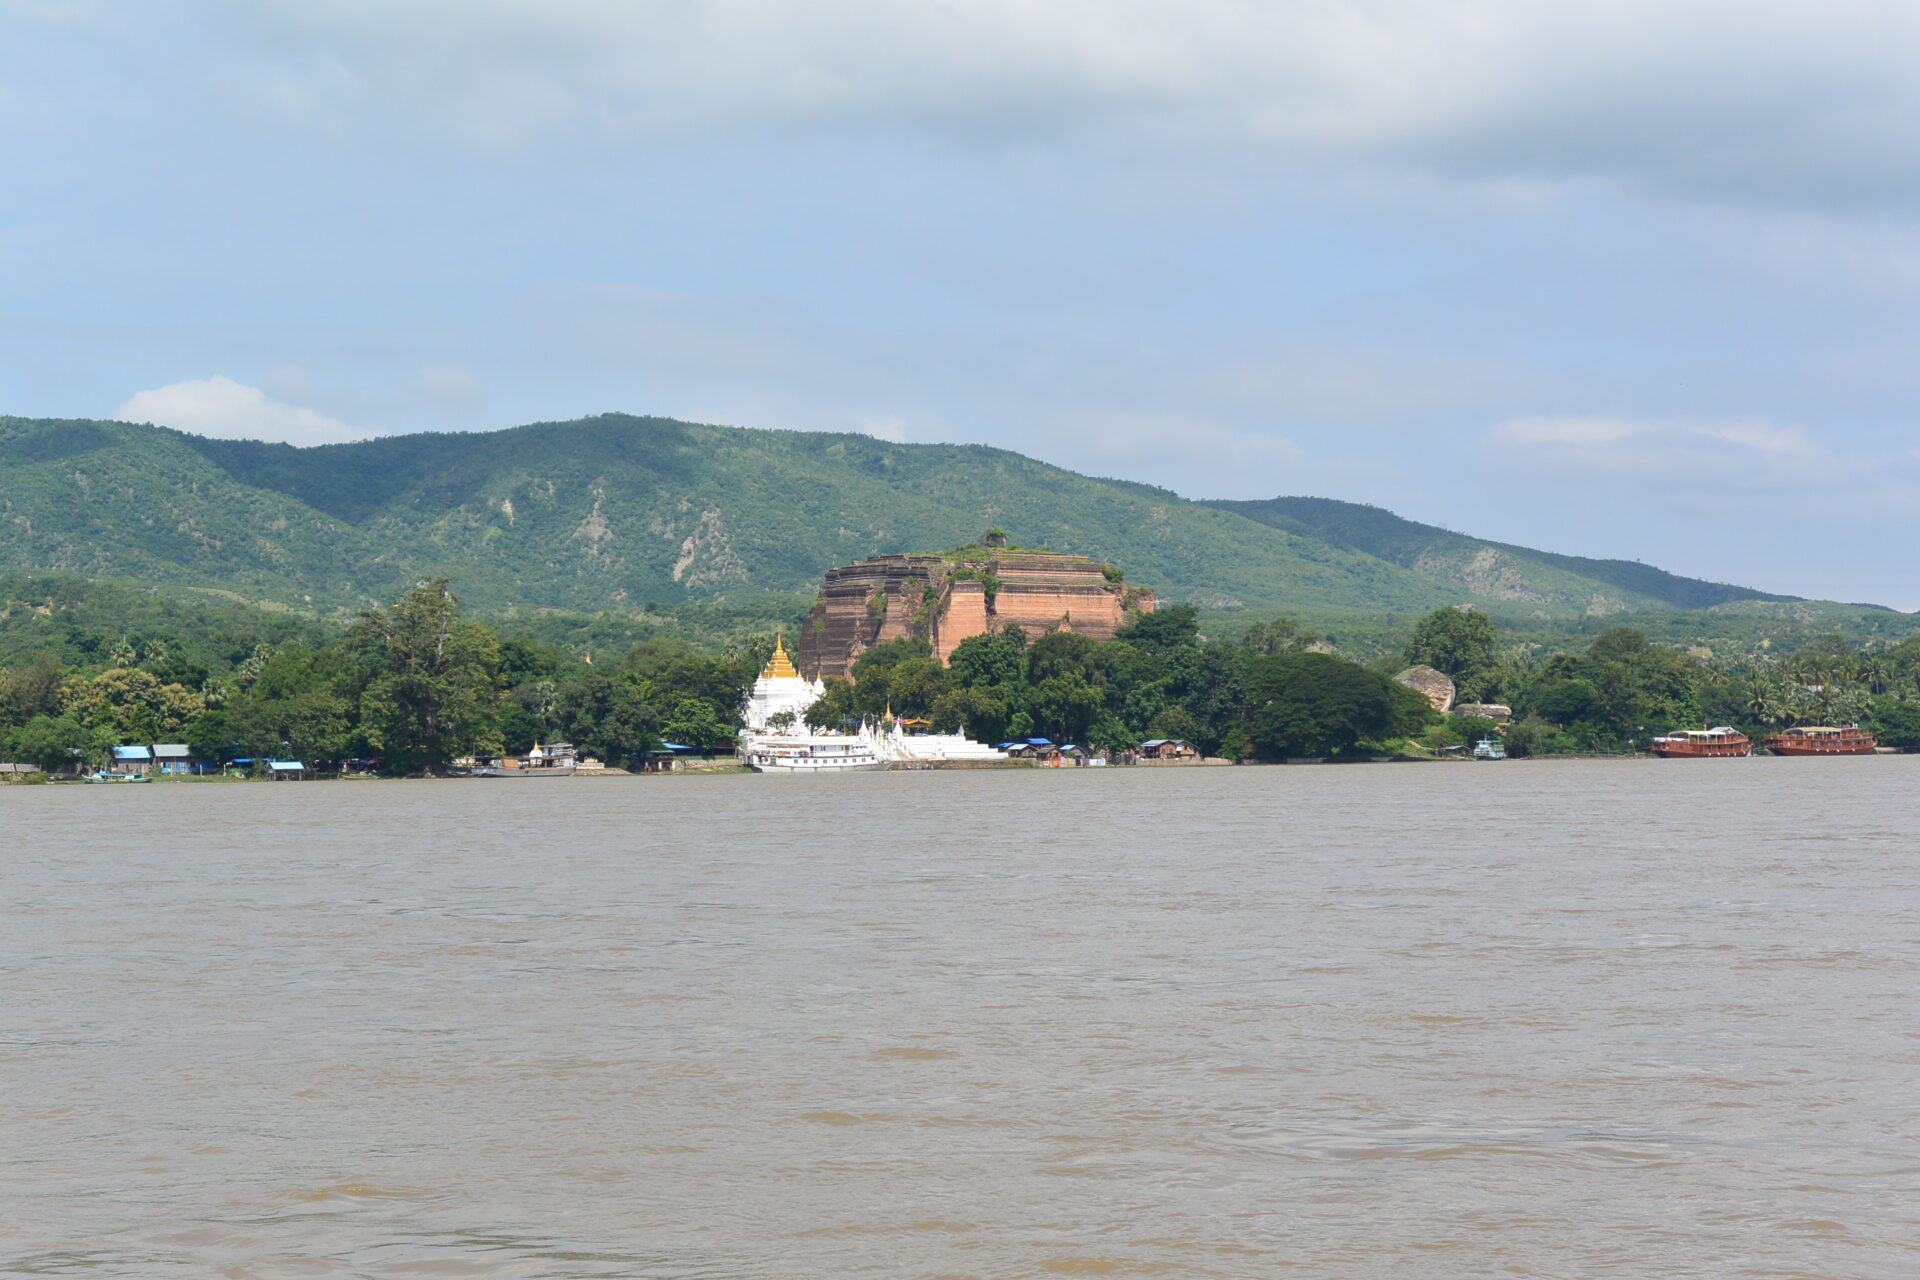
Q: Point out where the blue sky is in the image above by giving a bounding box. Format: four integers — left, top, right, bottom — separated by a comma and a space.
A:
5, 1, 1920, 606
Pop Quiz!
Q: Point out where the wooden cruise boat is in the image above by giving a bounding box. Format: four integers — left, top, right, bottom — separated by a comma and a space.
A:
1762, 725, 1877, 755
1649, 727, 1751, 758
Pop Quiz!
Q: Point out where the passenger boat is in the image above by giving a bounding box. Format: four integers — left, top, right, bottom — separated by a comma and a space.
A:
1762, 725, 1877, 755
1472, 738, 1506, 760
743, 735, 887, 773
1648, 727, 1751, 758
84, 771, 151, 784
471, 741, 578, 777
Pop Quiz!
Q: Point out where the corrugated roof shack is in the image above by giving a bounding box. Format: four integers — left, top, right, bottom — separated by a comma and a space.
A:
1138, 738, 1199, 761
267, 760, 309, 781
110, 745, 154, 774
151, 744, 206, 775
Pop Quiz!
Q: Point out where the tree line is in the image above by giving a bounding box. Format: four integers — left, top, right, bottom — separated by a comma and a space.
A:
0, 581, 760, 775
1396, 605, 1920, 754
8, 582, 1920, 776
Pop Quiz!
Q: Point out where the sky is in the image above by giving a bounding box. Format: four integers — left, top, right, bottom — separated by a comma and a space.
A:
5, 1, 1920, 607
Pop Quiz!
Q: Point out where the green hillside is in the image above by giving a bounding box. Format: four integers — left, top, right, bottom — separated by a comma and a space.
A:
0, 412, 1799, 621
1208, 496, 1797, 615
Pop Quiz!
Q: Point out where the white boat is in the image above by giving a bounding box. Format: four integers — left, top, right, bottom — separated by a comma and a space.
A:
1472, 738, 1506, 760
743, 734, 887, 773
472, 741, 578, 777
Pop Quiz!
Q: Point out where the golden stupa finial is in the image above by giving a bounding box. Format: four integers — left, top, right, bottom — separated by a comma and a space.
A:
760, 628, 799, 679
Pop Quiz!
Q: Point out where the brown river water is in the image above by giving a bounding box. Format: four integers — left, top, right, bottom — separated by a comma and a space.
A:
4, 759, 1918, 1278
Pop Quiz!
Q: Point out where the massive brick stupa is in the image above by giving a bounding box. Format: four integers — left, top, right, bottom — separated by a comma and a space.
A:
794, 541, 1153, 681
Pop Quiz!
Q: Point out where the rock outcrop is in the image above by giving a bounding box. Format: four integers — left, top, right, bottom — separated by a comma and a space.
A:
796, 549, 1152, 680
1394, 665, 1456, 713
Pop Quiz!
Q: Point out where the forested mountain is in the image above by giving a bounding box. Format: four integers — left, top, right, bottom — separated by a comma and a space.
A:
1207, 496, 1798, 613
1, 413, 1799, 619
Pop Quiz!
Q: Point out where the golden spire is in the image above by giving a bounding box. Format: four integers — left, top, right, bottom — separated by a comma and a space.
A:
760, 629, 799, 680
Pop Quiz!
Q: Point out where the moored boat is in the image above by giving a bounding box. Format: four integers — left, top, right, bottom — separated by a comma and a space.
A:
1472, 738, 1506, 760
84, 771, 152, 784
744, 735, 887, 773
1649, 727, 1751, 758
1762, 725, 1877, 755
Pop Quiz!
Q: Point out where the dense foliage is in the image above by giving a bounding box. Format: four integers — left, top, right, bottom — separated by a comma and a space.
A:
0, 580, 764, 776
9, 582, 1920, 778
798, 604, 1432, 758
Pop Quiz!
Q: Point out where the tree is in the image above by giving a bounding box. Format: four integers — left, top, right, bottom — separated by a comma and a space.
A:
662, 697, 732, 751
1115, 604, 1199, 653
874, 655, 947, 719
804, 677, 859, 732
551, 671, 659, 766
349, 580, 501, 774
184, 709, 234, 765
1241, 617, 1313, 657
1238, 652, 1415, 759
225, 647, 352, 762
930, 685, 1010, 741
623, 638, 755, 726
1025, 672, 1105, 743
0, 654, 64, 730
947, 626, 1027, 692
1404, 606, 1498, 688
8, 714, 110, 774
1869, 695, 1920, 749
1527, 677, 1598, 727
1146, 705, 1200, 743
1027, 630, 1103, 686
58, 667, 205, 742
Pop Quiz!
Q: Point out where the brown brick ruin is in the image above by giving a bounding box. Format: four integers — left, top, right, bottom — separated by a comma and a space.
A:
794, 550, 1154, 680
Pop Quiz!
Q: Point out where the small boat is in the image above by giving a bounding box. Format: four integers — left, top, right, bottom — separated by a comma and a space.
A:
1649, 727, 1751, 758
1472, 738, 1506, 760
744, 735, 887, 773
1762, 725, 1877, 755
471, 741, 578, 777
84, 771, 152, 784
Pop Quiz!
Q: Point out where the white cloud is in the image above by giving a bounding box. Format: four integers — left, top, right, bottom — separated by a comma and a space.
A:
1487, 415, 1642, 450
203, 0, 1920, 208
113, 376, 375, 445
1485, 413, 1837, 491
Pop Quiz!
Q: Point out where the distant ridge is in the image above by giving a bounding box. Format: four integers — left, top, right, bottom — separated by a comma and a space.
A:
0, 412, 1797, 618
1206, 496, 1798, 613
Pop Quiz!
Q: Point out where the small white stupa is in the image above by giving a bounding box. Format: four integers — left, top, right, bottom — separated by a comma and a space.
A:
743, 632, 824, 734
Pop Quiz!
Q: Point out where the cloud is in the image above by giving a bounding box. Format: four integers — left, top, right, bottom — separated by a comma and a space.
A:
113, 376, 375, 445
1485, 413, 1841, 492
194, 0, 1920, 209
1491, 416, 1644, 450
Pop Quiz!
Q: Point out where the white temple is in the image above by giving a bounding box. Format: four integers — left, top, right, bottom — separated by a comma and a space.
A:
866, 716, 1007, 764
738, 632, 1006, 767
743, 633, 825, 734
